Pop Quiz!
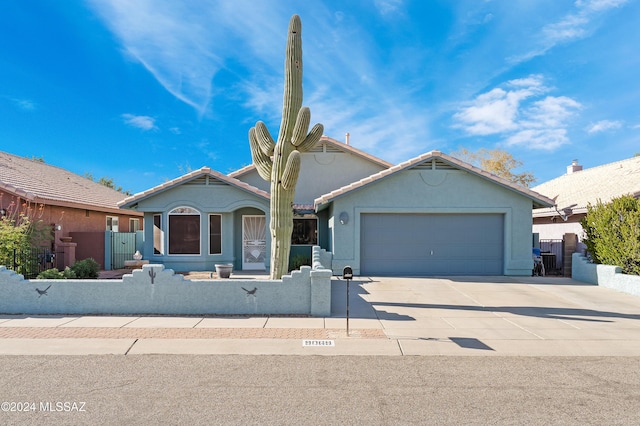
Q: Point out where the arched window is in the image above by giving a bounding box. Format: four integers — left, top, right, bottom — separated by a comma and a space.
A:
168, 207, 200, 255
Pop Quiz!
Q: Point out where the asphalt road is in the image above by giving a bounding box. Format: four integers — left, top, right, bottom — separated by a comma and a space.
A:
1, 355, 639, 425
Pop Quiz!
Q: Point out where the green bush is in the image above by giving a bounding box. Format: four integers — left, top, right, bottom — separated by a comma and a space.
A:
0, 216, 32, 268
62, 266, 77, 279
70, 258, 100, 279
37, 259, 99, 279
36, 266, 77, 279
37, 268, 65, 279
581, 195, 640, 275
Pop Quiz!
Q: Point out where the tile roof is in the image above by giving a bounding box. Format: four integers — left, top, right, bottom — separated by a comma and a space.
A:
532, 156, 640, 217
0, 151, 137, 214
118, 167, 270, 208
314, 150, 555, 210
228, 135, 393, 178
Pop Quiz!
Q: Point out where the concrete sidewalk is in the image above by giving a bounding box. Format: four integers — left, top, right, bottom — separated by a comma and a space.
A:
1, 275, 639, 356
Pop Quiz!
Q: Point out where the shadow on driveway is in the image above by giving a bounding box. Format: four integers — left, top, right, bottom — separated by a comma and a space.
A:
368, 302, 640, 323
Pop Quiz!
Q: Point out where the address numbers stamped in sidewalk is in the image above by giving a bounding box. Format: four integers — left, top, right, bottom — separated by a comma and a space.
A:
302, 340, 335, 347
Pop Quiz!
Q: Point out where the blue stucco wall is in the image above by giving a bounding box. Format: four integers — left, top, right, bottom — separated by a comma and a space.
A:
0, 247, 333, 315
327, 169, 535, 276
572, 253, 640, 296
131, 181, 269, 272
235, 147, 388, 205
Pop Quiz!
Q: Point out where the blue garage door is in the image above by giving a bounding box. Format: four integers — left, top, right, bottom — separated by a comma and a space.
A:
360, 213, 504, 276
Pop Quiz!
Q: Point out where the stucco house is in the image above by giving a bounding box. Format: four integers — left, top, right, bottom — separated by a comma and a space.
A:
532, 156, 640, 242
118, 137, 391, 272
119, 136, 553, 276
0, 151, 143, 271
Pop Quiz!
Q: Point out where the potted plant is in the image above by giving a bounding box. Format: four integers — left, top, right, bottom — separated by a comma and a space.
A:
215, 263, 233, 279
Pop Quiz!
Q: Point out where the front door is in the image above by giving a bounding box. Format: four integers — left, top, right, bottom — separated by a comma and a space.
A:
242, 215, 266, 270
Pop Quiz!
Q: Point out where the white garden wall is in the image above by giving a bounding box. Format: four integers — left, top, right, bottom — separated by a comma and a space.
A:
572, 253, 640, 297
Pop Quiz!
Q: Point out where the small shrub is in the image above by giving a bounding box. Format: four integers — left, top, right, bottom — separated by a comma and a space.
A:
62, 266, 77, 279
37, 268, 65, 279
581, 195, 640, 275
70, 258, 100, 279
36, 266, 77, 279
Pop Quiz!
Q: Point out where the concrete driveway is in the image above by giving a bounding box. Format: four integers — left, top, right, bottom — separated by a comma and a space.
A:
332, 275, 640, 356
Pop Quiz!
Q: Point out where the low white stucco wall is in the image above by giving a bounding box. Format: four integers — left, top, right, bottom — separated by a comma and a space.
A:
572, 253, 640, 297
0, 248, 333, 316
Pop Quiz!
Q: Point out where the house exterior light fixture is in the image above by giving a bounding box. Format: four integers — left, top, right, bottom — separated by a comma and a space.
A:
339, 212, 349, 225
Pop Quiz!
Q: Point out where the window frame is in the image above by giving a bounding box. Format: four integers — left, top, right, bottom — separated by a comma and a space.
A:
208, 214, 222, 255
168, 207, 201, 255
153, 214, 164, 255
106, 216, 119, 232
129, 218, 140, 232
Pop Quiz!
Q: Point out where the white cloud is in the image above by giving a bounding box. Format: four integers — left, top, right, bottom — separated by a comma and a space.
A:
453, 88, 522, 135
506, 129, 570, 151
523, 96, 582, 129
542, 14, 588, 42
575, 0, 629, 12
3, 96, 37, 111
454, 75, 582, 150
587, 119, 623, 133
87, 1, 292, 116
15, 98, 36, 111
511, 0, 629, 64
88, 1, 225, 115
374, 0, 404, 16
122, 114, 157, 131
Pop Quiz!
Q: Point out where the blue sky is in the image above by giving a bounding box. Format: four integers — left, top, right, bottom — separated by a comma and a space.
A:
1, 0, 638, 194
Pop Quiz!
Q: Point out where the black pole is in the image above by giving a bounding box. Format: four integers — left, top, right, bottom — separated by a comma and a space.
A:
342, 266, 353, 337
346, 277, 350, 336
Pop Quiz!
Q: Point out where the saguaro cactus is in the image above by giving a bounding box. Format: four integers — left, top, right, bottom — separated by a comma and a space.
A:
248, 14, 323, 279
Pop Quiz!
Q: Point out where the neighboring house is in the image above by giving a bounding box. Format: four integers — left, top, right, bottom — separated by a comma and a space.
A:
532, 157, 640, 242
120, 136, 553, 276
0, 151, 143, 269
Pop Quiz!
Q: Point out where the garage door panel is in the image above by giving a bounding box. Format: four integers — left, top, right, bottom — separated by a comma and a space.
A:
361, 213, 503, 276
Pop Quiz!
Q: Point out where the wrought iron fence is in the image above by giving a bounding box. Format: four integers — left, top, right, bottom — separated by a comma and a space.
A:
540, 239, 564, 275
6, 248, 56, 279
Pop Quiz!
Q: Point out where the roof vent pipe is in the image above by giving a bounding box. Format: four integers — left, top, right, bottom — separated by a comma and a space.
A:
345, 132, 350, 145
567, 159, 583, 174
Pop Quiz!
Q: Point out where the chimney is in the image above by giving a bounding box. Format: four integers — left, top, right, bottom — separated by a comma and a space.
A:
345, 132, 350, 145
567, 159, 582, 174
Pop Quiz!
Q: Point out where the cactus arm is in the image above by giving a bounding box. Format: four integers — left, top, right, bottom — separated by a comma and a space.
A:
291, 107, 311, 146
281, 151, 301, 190
249, 127, 273, 181
296, 122, 324, 153
255, 121, 276, 156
